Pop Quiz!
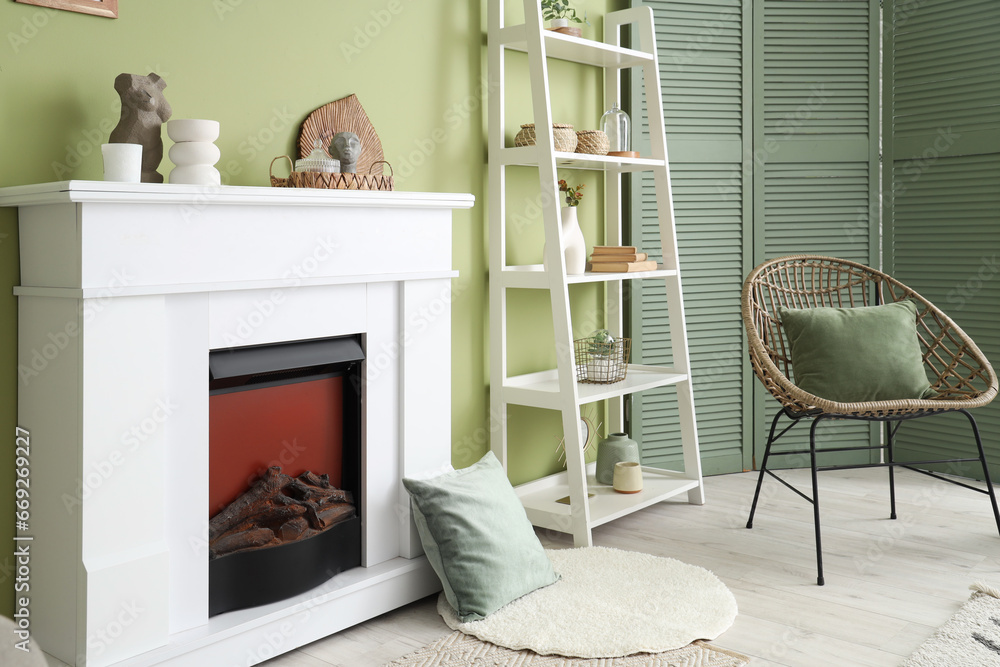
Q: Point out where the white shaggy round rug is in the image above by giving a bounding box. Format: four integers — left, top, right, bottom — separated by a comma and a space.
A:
438, 546, 738, 658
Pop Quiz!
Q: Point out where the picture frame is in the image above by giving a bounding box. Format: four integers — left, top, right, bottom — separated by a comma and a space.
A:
14, 0, 118, 19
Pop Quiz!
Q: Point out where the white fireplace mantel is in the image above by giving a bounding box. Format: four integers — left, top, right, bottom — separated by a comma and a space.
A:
3, 181, 474, 667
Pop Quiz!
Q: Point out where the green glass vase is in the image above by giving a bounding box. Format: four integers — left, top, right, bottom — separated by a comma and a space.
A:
595, 433, 640, 485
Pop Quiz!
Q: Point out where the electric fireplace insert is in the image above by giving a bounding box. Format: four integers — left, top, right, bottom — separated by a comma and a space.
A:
207, 336, 364, 616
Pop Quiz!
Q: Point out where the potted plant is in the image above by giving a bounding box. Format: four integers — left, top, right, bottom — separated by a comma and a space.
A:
559, 179, 585, 207
541, 0, 589, 36
586, 329, 616, 382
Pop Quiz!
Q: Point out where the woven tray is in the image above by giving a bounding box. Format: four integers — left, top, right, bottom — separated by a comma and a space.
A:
270, 156, 394, 191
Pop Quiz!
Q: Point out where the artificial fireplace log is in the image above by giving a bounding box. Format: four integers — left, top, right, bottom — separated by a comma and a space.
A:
318, 503, 355, 528
210, 467, 356, 559
212, 527, 275, 556
209, 466, 286, 541
222, 502, 308, 537
279, 517, 309, 541
285, 475, 352, 504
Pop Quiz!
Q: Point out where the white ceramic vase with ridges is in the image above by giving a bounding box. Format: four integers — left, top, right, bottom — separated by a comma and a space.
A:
167, 119, 221, 185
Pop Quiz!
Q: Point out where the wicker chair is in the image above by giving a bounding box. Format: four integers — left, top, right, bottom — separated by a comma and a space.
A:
742, 255, 1000, 585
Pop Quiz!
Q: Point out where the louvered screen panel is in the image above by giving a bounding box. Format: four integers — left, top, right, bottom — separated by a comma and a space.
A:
760, 162, 875, 463
762, 0, 871, 138
762, 162, 872, 263
889, 157, 1000, 476
655, 0, 743, 140
633, 165, 747, 474
892, 0, 1000, 139
631, 0, 749, 475
633, 0, 879, 474
755, 0, 879, 465
886, 0, 1000, 479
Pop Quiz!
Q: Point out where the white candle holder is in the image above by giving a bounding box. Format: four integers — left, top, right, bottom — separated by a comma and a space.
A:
613, 461, 643, 494
101, 143, 143, 182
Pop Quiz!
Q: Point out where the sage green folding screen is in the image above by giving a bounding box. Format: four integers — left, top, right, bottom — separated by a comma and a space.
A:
629, 0, 880, 474
884, 0, 1000, 480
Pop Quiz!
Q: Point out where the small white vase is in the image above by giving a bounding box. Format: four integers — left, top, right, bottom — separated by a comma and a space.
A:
543, 206, 587, 275
167, 119, 222, 185
548, 18, 570, 29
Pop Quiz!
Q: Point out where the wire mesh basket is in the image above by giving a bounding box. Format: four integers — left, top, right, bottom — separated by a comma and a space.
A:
574, 337, 631, 384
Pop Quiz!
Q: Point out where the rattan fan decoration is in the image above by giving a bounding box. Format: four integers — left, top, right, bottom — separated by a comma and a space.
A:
298, 94, 384, 177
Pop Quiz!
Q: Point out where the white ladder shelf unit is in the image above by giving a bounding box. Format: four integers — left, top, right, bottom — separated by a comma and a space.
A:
488, 1, 705, 547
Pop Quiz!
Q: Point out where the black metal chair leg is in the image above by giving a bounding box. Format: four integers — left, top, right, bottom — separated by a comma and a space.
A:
810, 416, 825, 586
886, 420, 897, 520
960, 409, 1000, 538
747, 409, 784, 529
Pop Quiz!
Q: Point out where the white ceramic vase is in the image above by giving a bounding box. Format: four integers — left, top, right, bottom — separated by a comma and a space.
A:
167, 119, 222, 186
543, 206, 587, 275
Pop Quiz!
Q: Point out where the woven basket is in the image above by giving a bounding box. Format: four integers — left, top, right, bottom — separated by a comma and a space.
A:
270, 156, 394, 191
574, 338, 631, 384
575, 130, 609, 155
514, 123, 577, 152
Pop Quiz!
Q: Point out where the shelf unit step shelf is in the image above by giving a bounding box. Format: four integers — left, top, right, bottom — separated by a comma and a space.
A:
500, 146, 665, 172
488, 3, 705, 547
515, 462, 701, 531
498, 25, 655, 68
503, 365, 688, 409
501, 264, 678, 288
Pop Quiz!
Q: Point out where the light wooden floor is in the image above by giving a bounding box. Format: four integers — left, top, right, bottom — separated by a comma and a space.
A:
45, 468, 1000, 666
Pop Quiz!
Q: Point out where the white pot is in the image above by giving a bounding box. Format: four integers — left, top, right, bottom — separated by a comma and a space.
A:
543, 206, 587, 275
587, 355, 612, 382
548, 18, 570, 29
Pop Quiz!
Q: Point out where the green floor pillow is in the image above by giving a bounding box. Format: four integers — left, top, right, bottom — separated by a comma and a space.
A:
403, 451, 558, 622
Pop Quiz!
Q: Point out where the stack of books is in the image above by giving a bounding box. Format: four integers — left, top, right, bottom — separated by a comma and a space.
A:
588, 246, 658, 273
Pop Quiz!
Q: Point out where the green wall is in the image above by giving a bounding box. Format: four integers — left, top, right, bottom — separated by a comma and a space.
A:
0, 1, 619, 619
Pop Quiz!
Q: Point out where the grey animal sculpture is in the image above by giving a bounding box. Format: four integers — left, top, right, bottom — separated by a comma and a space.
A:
331, 131, 361, 174
109, 72, 172, 183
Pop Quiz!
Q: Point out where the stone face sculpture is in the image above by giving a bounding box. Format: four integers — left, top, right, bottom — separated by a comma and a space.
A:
109, 72, 172, 183
330, 131, 361, 174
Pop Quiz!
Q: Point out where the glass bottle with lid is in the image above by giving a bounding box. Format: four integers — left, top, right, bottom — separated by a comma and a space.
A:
600, 102, 631, 154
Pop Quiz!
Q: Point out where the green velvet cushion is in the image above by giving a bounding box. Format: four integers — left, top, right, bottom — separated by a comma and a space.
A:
402, 451, 558, 622
778, 301, 936, 403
